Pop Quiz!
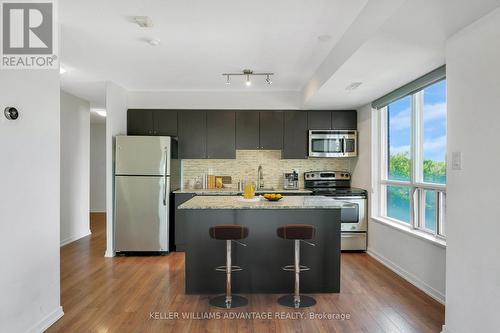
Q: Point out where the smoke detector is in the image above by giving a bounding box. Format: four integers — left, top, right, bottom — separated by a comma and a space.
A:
133, 16, 153, 28
147, 38, 161, 46
345, 82, 363, 91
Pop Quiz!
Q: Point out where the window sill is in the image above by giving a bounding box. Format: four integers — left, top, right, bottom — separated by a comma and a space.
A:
371, 216, 447, 249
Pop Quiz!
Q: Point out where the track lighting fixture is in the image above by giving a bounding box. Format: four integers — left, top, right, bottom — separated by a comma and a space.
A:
222, 69, 274, 86
265, 74, 272, 85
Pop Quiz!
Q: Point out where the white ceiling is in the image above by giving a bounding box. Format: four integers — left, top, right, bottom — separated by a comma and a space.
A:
304, 0, 500, 108
60, 0, 367, 106
60, 0, 500, 109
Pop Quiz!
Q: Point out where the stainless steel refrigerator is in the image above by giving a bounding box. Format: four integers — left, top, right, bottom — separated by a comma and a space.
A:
114, 136, 180, 253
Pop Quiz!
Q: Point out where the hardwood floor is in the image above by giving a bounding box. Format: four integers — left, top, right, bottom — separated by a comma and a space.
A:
47, 213, 444, 333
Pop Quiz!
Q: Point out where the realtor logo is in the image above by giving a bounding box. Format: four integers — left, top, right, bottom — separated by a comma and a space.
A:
1, 1, 58, 69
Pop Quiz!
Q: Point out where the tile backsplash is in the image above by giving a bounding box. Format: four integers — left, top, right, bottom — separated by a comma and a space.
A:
181, 150, 354, 189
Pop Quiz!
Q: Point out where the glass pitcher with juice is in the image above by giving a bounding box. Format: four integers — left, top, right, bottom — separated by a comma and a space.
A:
243, 181, 255, 199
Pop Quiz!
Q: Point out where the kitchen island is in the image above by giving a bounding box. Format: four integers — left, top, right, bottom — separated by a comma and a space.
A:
178, 195, 349, 294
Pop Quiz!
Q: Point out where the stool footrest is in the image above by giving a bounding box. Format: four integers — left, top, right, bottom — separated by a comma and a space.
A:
215, 265, 243, 272
282, 264, 310, 272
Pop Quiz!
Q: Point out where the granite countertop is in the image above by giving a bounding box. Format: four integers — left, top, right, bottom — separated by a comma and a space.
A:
173, 188, 312, 195
178, 195, 353, 210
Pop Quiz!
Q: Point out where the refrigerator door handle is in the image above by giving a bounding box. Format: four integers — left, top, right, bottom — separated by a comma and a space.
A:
163, 147, 168, 206
163, 178, 167, 206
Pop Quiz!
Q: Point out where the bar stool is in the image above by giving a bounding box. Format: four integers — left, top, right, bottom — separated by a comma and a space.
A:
277, 224, 316, 308
208, 224, 249, 309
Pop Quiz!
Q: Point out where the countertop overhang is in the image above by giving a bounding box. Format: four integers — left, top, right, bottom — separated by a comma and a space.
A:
178, 195, 353, 210
174, 188, 312, 195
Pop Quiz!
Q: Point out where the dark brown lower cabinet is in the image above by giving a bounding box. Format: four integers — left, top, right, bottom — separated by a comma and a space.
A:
174, 193, 196, 251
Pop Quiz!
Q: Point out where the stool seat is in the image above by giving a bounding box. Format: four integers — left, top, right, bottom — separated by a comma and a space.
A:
209, 225, 249, 240
277, 224, 316, 240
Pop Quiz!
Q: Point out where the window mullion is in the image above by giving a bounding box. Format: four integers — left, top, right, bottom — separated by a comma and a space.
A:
435, 191, 441, 237
412, 92, 423, 230
379, 108, 388, 218
413, 92, 424, 184
380, 107, 388, 181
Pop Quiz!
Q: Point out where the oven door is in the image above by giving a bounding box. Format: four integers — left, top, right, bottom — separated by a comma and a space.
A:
329, 197, 367, 232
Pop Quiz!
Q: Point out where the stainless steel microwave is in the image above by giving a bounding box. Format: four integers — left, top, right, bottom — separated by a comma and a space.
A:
308, 130, 358, 157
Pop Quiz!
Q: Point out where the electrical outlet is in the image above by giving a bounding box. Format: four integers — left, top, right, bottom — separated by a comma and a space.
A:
451, 152, 462, 170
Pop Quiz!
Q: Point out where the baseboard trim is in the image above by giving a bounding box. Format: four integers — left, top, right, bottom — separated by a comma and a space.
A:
367, 248, 445, 304
60, 230, 92, 247
25, 306, 64, 333
441, 324, 452, 333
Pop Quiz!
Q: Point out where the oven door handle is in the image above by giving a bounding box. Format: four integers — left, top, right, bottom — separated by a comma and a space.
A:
328, 196, 366, 200
342, 232, 366, 238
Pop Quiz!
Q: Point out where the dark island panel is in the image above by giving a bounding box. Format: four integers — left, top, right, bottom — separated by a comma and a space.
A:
184, 209, 341, 294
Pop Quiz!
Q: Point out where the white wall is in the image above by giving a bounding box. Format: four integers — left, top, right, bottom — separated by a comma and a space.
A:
90, 122, 106, 212
0, 71, 63, 332
368, 222, 446, 302
60, 91, 91, 246
127, 90, 302, 109
444, 8, 500, 333
352, 104, 447, 304
351, 104, 373, 191
105, 82, 128, 257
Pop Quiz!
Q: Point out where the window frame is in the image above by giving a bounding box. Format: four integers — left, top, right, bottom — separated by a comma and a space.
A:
378, 82, 446, 239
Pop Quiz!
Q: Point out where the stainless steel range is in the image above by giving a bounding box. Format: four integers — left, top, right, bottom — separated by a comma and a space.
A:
304, 171, 367, 251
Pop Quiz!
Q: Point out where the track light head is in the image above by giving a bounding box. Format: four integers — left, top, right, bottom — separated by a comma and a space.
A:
266, 75, 272, 85
246, 75, 251, 86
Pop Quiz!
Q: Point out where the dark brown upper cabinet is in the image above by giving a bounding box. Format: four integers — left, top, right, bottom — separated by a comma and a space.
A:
127, 109, 155, 135
235, 111, 260, 150
153, 111, 178, 136
307, 111, 332, 130
127, 109, 178, 136
331, 111, 357, 130
283, 111, 308, 159
308, 110, 357, 130
259, 111, 283, 150
206, 111, 235, 159
178, 111, 207, 159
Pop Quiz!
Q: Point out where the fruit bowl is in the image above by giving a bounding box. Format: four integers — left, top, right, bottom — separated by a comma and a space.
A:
263, 193, 283, 201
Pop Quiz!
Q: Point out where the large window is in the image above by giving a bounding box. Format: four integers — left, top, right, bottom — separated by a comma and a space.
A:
379, 80, 446, 238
